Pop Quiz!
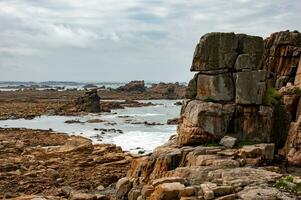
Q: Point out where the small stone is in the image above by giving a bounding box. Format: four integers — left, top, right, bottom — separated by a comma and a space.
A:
219, 136, 237, 148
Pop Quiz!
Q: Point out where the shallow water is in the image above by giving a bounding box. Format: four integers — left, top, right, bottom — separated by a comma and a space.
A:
0, 100, 181, 153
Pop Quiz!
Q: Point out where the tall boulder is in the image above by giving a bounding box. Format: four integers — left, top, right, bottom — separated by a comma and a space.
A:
75, 89, 101, 113
179, 32, 271, 146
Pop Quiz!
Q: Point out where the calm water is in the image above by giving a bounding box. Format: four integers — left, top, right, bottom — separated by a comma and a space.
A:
0, 100, 181, 153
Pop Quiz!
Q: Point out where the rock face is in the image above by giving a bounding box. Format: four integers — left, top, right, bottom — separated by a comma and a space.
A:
177, 101, 235, 146
180, 32, 275, 146
0, 128, 132, 199
114, 31, 301, 200
264, 30, 301, 88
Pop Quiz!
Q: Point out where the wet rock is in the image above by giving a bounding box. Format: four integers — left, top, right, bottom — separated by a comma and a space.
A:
167, 118, 180, 125
73, 89, 101, 113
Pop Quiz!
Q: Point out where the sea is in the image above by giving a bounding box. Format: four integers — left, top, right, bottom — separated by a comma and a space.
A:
0, 81, 186, 91
0, 100, 181, 154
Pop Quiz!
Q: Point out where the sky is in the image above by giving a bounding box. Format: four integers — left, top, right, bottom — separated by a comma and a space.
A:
0, 0, 300, 82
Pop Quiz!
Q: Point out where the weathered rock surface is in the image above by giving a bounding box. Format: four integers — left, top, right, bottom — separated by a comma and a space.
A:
116, 81, 146, 93
264, 30, 301, 88
235, 70, 267, 105
177, 100, 235, 145
197, 73, 235, 102
147, 82, 186, 99
0, 128, 132, 199
116, 140, 299, 199
191, 32, 238, 71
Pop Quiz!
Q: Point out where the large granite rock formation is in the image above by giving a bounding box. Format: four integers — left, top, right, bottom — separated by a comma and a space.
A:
178, 32, 275, 146
115, 31, 301, 200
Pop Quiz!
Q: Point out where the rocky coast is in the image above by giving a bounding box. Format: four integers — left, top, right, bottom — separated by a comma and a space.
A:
1, 30, 301, 200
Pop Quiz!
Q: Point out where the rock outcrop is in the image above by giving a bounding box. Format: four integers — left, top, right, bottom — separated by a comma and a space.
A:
116, 81, 146, 93
0, 128, 132, 199
74, 89, 101, 113
147, 82, 186, 99
115, 31, 301, 200
264, 30, 301, 88
178, 32, 279, 146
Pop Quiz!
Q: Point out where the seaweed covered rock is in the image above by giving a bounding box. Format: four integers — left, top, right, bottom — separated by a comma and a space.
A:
74, 89, 101, 113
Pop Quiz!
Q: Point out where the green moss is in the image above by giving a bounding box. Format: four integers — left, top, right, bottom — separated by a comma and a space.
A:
285, 175, 294, 183
275, 179, 290, 190
275, 176, 298, 193
263, 87, 282, 106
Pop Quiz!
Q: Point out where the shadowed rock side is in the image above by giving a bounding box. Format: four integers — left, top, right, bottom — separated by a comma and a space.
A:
115, 31, 301, 200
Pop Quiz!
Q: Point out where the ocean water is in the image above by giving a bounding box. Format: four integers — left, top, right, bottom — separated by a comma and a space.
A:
0, 100, 181, 153
0, 81, 186, 91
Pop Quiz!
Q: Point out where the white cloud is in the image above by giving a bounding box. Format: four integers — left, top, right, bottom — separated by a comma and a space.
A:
0, 0, 300, 81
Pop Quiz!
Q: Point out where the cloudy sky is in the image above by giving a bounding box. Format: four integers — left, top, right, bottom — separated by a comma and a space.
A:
0, 0, 300, 82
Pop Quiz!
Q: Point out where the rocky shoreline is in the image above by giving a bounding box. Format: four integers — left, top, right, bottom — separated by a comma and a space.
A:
1, 30, 301, 200
0, 128, 132, 200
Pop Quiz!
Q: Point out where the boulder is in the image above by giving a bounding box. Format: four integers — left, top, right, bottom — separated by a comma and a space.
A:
235, 70, 267, 105
74, 89, 101, 113
191, 32, 238, 71
149, 182, 185, 200
219, 136, 237, 148
116, 177, 133, 200
177, 100, 235, 146
238, 144, 275, 160
197, 73, 235, 102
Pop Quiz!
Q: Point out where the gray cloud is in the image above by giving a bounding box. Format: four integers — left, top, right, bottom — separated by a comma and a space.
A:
0, 0, 300, 82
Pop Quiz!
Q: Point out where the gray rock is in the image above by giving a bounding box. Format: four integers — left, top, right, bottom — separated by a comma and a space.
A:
237, 34, 264, 54
234, 54, 263, 71
191, 32, 238, 71
185, 73, 198, 99
219, 136, 237, 148
235, 70, 267, 105
197, 73, 235, 102
181, 100, 235, 137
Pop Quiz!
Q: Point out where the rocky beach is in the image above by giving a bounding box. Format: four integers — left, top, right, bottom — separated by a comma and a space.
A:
1, 30, 301, 200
